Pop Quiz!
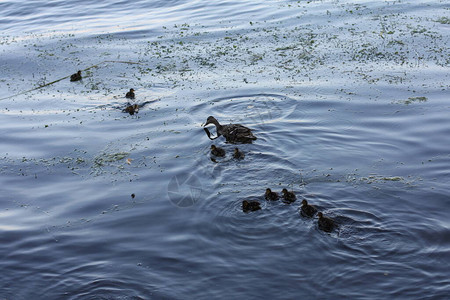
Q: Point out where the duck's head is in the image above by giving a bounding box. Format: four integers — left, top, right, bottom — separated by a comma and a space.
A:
77, 70, 81, 75
205, 116, 218, 127
210, 145, 217, 150
318, 212, 323, 218
234, 148, 239, 153
282, 188, 288, 194
130, 88, 135, 92
301, 199, 308, 206
265, 188, 272, 194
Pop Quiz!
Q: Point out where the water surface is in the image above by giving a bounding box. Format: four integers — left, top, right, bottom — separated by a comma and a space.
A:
0, 0, 449, 299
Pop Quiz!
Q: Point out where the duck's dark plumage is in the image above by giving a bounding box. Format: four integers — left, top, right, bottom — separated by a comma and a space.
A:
70, 70, 82, 82
281, 188, 296, 203
124, 104, 139, 115
301, 199, 317, 217
204, 116, 256, 144
265, 188, 279, 201
318, 212, 334, 232
126, 88, 135, 99
122, 100, 156, 115
233, 148, 245, 159
210, 145, 225, 157
242, 200, 261, 212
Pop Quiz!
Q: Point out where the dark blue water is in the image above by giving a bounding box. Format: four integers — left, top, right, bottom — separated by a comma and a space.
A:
1, 0, 449, 299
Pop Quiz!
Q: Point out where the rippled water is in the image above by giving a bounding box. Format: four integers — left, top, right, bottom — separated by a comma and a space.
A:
1, 0, 449, 299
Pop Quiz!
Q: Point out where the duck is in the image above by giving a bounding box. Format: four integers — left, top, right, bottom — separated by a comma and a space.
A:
281, 188, 296, 203
204, 116, 256, 144
265, 188, 279, 201
124, 104, 139, 115
300, 199, 317, 217
233, 148, 245, 159
122, 100, 157, 115
318, 212, 335, 232
242, 200, 261, 212
70, 70, 82, 82
126, 88, 135, 99
210, 145, 225, 157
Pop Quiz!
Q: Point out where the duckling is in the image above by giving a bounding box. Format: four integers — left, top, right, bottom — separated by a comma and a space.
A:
204, 116, 256, 144
210, 145, 225, 157
124, 104, 139, 115
242, 200, 261, 212
300, 199, 317, 217
281, 188, 296, 203
70, 70, 82, 82
265, 188, 279, 201
125, 88, 135, 99
318, 212, 335, 232
233, 148, 245, 159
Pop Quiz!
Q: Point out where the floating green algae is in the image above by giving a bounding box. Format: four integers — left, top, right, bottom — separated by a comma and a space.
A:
394, 96, 428, 105
93, 152, 129, 167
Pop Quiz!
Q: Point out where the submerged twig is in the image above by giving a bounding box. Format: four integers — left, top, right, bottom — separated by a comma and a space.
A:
0, 60, 142, 101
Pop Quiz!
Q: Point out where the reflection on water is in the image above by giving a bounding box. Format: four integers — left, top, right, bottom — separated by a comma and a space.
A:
1, 0, 449, 299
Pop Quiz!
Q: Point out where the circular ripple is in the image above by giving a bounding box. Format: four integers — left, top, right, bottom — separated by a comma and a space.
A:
192, 93, 302, 129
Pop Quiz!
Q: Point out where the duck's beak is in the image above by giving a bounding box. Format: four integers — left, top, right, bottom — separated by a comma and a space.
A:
203, 120, 211, 127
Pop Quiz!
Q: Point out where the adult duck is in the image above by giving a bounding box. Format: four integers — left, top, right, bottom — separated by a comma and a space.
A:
242, 200, 261, 212
204, 116, 256, 144
318, 212, 335, 232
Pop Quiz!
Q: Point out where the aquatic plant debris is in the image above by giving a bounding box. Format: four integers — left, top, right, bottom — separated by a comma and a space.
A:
0, 60, 141, 101
93, 152, 130, 167
394, 96, 428, 105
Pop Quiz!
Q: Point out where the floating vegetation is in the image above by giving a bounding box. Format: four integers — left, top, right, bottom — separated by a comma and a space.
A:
435, 17, 450, 24
381, 176, 403, 182
0, 153, 88, 176
93, 152, 129, 167
394, 96, 428, 105
360, 175, 405, 184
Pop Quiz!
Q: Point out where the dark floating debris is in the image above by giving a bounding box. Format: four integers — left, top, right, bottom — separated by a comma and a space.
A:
233, 148, 245, 160
242, 200, 261, 212
210, 145, 225, 157
70, 70, 82, 82
265, 188, 279, 201
203, 116, 256, 144
318, 212, 335, 232
131, 193, 135, 199
126, 88, 135, 99
300, 199, 317, 218
281, 188, 296, 203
